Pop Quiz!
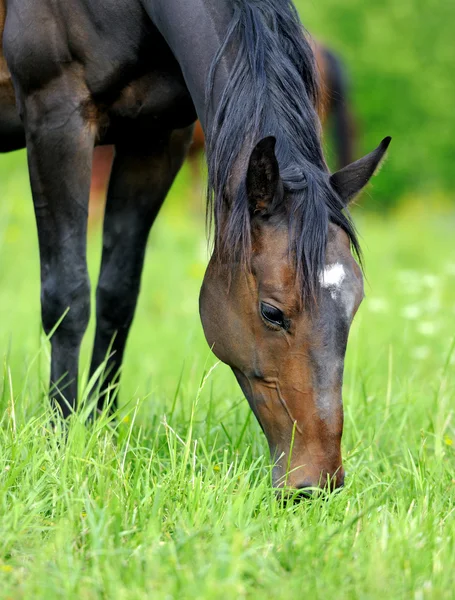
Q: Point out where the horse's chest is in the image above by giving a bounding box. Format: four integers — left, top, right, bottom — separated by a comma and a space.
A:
105, 69, 195, 131
77, 29, 197, 139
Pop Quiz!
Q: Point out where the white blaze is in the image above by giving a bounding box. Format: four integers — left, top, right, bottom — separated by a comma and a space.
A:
320, 262, 357, 319
319, 263, 346, 299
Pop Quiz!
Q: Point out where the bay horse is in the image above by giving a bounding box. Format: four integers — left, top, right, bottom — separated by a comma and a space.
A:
90, 42, 356, 204
187, 42, 356, 180
0, 0, 390, 492
314, 43, 356, 170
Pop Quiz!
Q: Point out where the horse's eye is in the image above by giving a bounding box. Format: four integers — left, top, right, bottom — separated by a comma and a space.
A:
260, 302, 287, 329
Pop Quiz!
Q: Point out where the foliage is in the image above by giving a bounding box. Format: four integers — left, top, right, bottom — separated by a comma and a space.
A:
297, 0, 455, 208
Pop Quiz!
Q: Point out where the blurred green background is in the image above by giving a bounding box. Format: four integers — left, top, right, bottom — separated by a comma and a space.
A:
301, 0, 455, 208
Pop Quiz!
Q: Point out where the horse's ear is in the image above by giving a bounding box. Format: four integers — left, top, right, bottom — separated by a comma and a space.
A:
246, 136, 281, 215
330, 137, 392, 205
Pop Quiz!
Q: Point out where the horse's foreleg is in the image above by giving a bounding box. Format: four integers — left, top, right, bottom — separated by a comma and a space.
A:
0, 97, 25, 151
23, 90, 95, 417
90, 127, 193, 412
0, 78, 26, 152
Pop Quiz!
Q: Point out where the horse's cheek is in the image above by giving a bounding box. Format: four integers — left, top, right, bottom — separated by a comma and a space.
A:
199, 283, 229, 365
201, 307, 251, 370
199, 293, 250, 370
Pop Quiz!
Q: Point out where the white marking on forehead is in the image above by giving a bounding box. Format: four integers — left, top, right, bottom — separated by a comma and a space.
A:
319, 263, 346, 299
319, 262, 357, 319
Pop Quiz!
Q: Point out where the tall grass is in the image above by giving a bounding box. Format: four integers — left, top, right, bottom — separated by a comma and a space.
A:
0, 155, 454, 598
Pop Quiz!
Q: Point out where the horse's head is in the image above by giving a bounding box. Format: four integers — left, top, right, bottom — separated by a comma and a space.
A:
200, 136, 390, 493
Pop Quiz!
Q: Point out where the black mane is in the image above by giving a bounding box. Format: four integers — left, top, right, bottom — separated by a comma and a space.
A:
205, 0, 360, 303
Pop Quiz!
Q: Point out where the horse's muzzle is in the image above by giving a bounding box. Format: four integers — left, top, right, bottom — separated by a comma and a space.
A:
273, 463, 345, 501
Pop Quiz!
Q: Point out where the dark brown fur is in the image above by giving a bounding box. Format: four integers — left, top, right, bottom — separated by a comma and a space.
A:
0, 0, 389, 494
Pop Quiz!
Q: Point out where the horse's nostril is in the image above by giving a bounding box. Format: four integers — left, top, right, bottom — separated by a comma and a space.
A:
293, 482, 315, 502
295, 473, 345, 495
275, 484, 314, 505
295, 481, 316, 493
275, 474, 345, 504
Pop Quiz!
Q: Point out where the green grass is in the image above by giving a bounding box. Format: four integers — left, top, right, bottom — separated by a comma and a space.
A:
0, 153, 454, 599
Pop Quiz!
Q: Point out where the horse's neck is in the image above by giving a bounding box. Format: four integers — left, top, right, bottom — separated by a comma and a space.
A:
144, 0, 234, 130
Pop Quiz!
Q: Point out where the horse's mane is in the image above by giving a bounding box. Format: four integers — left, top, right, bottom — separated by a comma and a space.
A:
205, 0, 360, 304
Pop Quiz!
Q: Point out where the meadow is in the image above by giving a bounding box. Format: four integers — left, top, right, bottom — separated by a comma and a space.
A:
0, 146, 454, 598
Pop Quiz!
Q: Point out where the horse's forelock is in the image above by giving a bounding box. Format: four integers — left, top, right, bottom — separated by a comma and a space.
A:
205, 0, 360, 305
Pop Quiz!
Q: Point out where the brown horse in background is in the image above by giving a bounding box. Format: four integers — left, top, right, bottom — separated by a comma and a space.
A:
90, 41, 356, 210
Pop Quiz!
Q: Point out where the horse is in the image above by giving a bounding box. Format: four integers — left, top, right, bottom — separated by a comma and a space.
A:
90, 41, 356, 206
0, 0, 390, 493
313, 43, 356, 170
186, 42, 356, 180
